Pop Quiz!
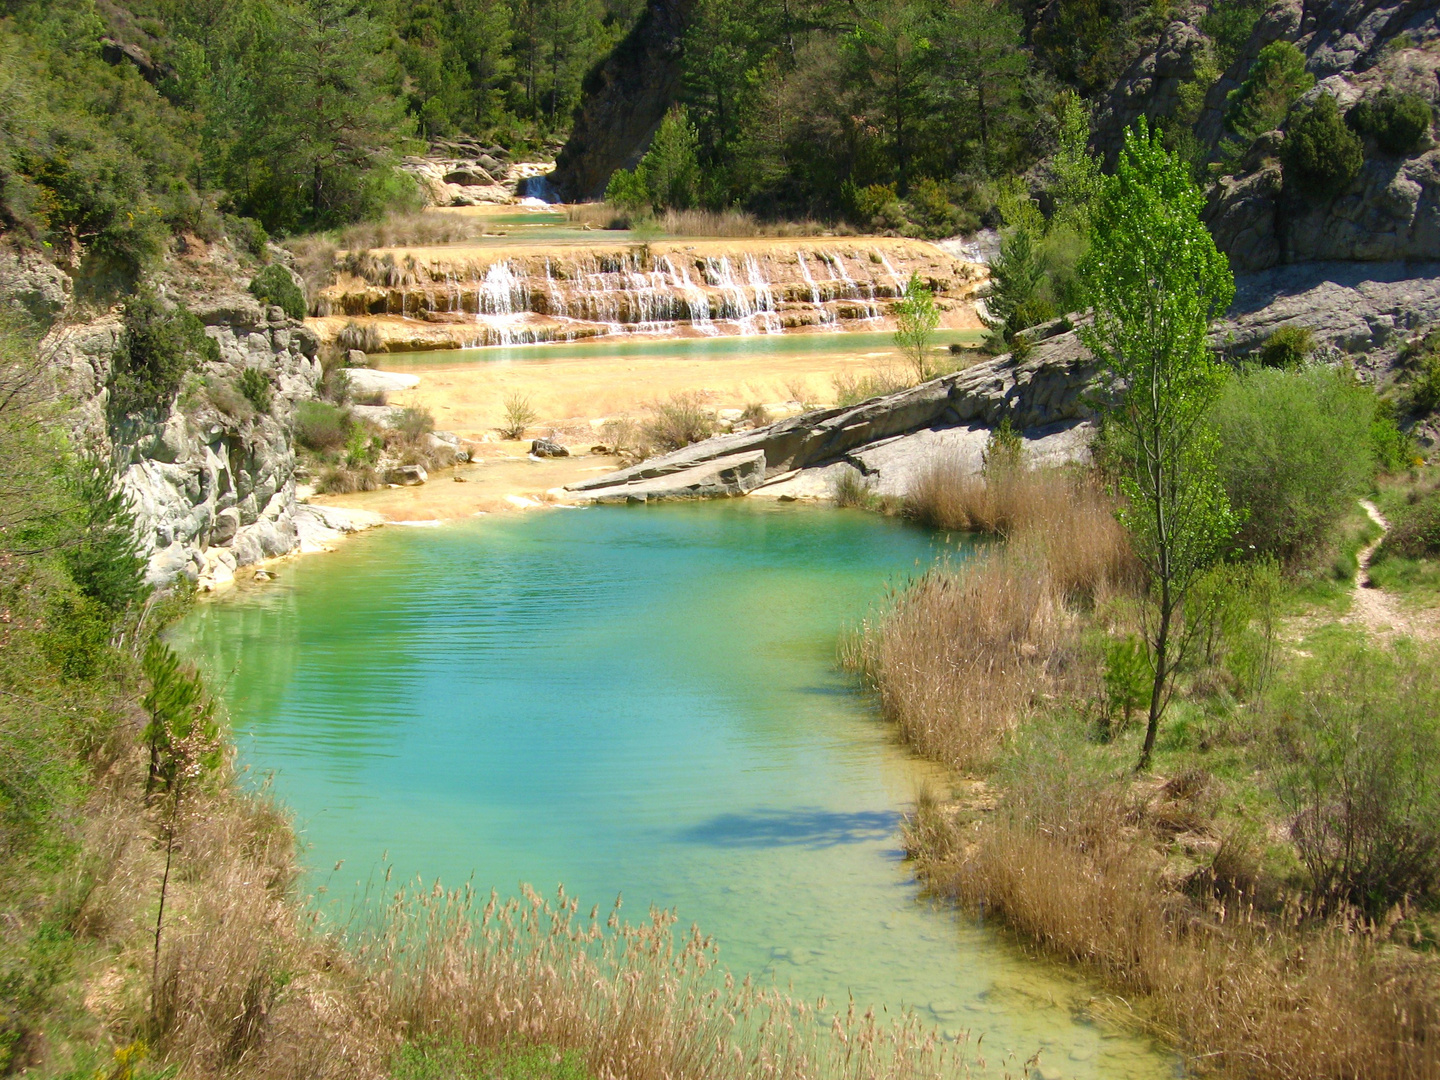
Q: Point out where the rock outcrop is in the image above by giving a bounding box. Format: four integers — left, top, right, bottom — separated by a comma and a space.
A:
549, 0, 692, 201
53, 292, 327, 585
566, 321, 1098, 503
1095, 0, 1440, 271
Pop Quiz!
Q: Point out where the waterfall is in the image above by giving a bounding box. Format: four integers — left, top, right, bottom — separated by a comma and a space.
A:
343, 241, 941, 346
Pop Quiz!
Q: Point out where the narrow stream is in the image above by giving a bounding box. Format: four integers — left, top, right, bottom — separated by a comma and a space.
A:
173, 502, 1174, 1080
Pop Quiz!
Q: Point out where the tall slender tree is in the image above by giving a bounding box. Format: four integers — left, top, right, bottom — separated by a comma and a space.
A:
1079, 121, 1237, 771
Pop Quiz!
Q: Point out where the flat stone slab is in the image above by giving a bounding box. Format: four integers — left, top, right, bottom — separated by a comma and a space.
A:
570, 449, 767, 502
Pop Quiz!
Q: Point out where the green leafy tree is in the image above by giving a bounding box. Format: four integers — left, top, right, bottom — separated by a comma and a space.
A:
61, 458, 149, 616
604, 167, 651, 212
1282, 92, 1364, 196
1348, 89, 1433, 155
893, 272, 940, 379
845, 0, 931, 193
1079, 120, 1237, 771
983, 223, 1051, 347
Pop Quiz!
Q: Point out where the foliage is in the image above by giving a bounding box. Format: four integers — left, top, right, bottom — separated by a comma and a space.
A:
237, 368, 274, 414
293, 399, 350, 451
983, 223, 1051, 347
603, 168, 650, 214
141, 639, 221, 794
499, 393, 538, 440
109, 289, 220, 418
1347, 89, 1433, 156
641, 392, 716, 452
1224, 41, 1313, 144
395, 406, 436, 441
640, 106, 702, 212
61, 459, 150, 615
893, 273, 940, 379
1200, 0, 1266, 69
1100, 635, 1149, 741
1080, 120, 1237, 770
981, 416, 1024, 475
1212, 366, 1375, 564
393, 1042, 594, 1080
1273, 642, 1440, 915
248, 265, 306, 321
1282, 93, 1364, 197
1376, 490, 1440, 559
1256, 324, 1313, 368
1370, 399, 1414, 473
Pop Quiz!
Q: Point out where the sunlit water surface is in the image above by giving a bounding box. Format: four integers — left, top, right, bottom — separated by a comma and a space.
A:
173, 502, 1174, 1080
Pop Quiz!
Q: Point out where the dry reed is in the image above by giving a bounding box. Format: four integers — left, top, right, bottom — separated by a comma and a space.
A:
909, 779, 1440, 1080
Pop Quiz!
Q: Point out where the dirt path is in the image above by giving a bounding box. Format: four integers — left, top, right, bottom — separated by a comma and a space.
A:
1346, 499, 1439, 641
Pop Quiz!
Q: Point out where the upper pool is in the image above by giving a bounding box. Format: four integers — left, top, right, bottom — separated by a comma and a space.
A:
172, 502, 1173, 1080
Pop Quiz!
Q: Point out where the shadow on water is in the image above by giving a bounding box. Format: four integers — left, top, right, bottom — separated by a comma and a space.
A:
678, 807, 900, 848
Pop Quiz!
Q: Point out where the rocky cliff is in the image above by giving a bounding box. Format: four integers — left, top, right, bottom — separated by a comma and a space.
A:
1095, 0, 1440, 271
52, 289, 325, 588
550, 0, 692, 201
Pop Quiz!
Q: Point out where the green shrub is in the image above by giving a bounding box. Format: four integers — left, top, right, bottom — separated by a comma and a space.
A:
293, 400, 350, 452
1347, 89, 1433, 155
637, 105, 701, 211
905, 178, 961, 239
1212, 366, 1376, 562
1225, 41, 1314, 142
108, 289, 220, 416
1377, 490, 1440, 559
1282, 93, 1364, 196
604, 168, 650, 214
1257, 324, 1313, 368
1406, 354, 1440, 415
394, 406, 435, 440
248, 265, 307, 320
1370, 400, 1415, 472
237, 368, 274, 413
226, 214, 270, 258
1273, 641, 1440, 915
1099, 634, 1149, 740
851, 182, 899, 224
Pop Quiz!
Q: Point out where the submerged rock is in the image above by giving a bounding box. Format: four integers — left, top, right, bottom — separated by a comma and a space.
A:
385, 464, 428, 486
530, 437, 570, 458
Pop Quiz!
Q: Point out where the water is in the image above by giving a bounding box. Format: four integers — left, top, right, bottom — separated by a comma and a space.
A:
381, 328, 984, 369
173, 502, 1174, 1080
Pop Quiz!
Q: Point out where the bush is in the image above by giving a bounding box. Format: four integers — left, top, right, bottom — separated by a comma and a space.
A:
248, 265, 306, 320
293, 400, 350, 452
1376, 490, 1440, 559
1370, 400, 1415, 472
226, 214, 270, 258
109, 289, 220, 416
337, 321, 384, 355
394, 406, 435, 441
1347, 90, 1433, 156
237, 368, 273, 413
498, 393, 537, 440
1405, 354, 1440, 415
1282, 93, 1364, 197
1225, 41, 1314, 142
1257, 324, 1313, 368
904, 178, 961, 239
832, 367, 911, 408
1212, 366, 1376, 562
1273, 642, 1440, 914
642, 392, 715, 452
604, 168, 650, 214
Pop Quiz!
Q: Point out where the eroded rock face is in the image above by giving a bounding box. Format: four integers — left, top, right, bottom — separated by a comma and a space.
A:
53, 293, 324, 585
550, 0, 693, 201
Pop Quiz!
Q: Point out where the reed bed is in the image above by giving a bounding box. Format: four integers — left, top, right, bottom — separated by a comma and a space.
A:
365, 884, 970, 1080
843, 461, 1136, 771
908, 778, 1440, 1080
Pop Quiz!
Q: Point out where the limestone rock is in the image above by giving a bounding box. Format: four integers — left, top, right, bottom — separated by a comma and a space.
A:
385, 464, 428, 486
530, 437, 570, 457
573, 449, 767, 502
345, 368, 421, 395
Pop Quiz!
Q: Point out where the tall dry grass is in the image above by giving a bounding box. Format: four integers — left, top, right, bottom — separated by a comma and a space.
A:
907, 773, 1440, 1080
843, 463, 1136, 771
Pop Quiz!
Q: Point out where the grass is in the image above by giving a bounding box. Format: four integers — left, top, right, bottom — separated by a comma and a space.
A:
563, 204, 833, 238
